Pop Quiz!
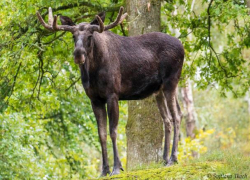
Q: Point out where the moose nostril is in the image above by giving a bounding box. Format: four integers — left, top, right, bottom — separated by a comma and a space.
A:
73, 48, 86, 64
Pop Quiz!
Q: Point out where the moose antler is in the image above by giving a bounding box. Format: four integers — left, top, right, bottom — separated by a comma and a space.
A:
37, 7, 127, 33
36, 7, 75, 32
96, 6, 128, 33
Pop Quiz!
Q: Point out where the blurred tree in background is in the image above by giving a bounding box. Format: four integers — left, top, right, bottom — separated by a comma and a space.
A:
0, 0, 250, 179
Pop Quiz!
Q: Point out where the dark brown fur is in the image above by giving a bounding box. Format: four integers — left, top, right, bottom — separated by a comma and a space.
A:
82, 31, 184, 101
74, 27, 184, 176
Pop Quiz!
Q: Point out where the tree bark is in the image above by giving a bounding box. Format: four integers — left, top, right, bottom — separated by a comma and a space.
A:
245, 88, 250, 118
248, 90, 250, 118
247, 0, 250, 14
244, 1, 250, 120
181, 80, 197, 138
126, 0, 163, 171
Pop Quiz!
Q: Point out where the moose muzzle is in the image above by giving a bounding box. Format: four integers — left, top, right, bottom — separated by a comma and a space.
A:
73, 48, 86, 64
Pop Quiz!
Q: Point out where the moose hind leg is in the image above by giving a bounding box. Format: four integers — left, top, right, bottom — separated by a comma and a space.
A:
155, 90, 172, 164
107, 94, 123, 176
91, 100, 110, 176
163, 78, 181, 165
176, 97, 182, 123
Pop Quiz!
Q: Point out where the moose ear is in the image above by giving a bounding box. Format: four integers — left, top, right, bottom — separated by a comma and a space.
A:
90, 12, 105, 25
60, 15, 75, 26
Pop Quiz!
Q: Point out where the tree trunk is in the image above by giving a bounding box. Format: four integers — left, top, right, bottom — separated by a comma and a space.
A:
180, 0, 197, 139
245, 88, 250, 118
247, 0, 250, 14
126, 0, 163, 171
181, 80, 197, 138
248, 90, 250, 118
245, 1, 250, 119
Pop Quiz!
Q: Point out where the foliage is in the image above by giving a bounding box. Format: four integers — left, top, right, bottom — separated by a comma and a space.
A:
1, 0, 250, 179
162, 0, 250, 96
193, 88, 249, 144
178, 129, 214, 162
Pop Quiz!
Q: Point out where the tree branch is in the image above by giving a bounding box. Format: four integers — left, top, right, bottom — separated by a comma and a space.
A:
1, 62, 22, 109
8, 1, 122, 46
65, 77, 81, 91
53, 1, 120, 12
206, 0, 235, 79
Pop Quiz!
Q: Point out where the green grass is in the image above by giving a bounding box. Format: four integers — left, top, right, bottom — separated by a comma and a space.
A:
97, 143, 250, 180
194, 143, 250, 176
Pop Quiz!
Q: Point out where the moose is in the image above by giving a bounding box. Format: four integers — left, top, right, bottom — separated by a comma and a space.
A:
37, 7, 184, 176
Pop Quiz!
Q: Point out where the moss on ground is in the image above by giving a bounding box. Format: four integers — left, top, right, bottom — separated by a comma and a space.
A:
96, 144, 250, 180
97, 161, 222, 180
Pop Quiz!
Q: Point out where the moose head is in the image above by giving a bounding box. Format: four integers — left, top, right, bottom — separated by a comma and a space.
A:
37, 7, 127, 64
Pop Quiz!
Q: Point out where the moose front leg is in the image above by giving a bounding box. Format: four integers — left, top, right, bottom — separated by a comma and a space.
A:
91, 100, 110, 176
107, 94, 123, 176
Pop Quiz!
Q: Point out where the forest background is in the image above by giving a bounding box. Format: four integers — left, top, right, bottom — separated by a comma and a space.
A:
0, 0, 250, 179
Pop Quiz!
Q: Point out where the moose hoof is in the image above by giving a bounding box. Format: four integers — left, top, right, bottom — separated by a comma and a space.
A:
166, 157, 178, 166
110, 167, 124, 176
100, 168, 110, 177
166, 161, 177, 166
100, 172, 110, 177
